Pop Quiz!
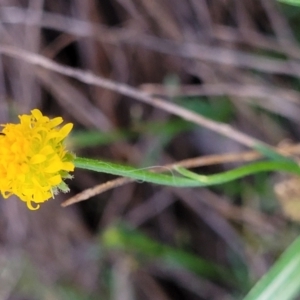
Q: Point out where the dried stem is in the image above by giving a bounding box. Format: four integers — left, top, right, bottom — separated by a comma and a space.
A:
0, 45, 262, 148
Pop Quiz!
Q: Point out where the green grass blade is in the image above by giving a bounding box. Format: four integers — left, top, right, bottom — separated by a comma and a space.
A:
75, 157, 300, 188
74, 157, 202, 187
102, 224, 234, 284
277, 0, 300, 6
243, 235, 300, 300
70, 120, 192, 149
174, 161, 300, 185
70, 129, 131, 148
254, 143, 296, 163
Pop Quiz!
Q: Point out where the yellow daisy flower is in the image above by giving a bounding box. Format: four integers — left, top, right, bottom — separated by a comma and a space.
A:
0, 109, 74, 210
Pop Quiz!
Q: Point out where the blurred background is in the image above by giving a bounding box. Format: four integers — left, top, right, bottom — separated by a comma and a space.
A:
1, 0, 300, 299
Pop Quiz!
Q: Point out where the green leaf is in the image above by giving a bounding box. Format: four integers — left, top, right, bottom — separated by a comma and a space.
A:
243, 235, 300, 300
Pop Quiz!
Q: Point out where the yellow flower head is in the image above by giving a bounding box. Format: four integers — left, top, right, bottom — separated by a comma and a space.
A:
0, 109, 74, 210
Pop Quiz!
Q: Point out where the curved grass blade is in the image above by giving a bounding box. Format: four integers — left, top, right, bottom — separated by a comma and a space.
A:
243, 235, 300, 300
75, 157, 201, 187
75, 157, 300, 188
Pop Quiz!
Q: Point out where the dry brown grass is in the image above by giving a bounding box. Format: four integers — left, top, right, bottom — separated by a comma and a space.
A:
0, 1, 300, 299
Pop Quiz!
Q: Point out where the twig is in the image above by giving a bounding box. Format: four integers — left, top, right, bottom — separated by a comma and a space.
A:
61, 177, 133, 207
261, 0, 300, 59
0, 45, 262, 148
2, 8, 300, 75
140, 82, 300, 104
140, 83, 300, 123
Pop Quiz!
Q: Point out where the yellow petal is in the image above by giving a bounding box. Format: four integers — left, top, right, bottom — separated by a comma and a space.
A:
30, 154, 46, 164
49, 174, 62, 186
57, 123, 73, 141
49, 117, 63, 128
44, 161, 63, 173
27, 201, 40, 210
61, 161, 75, 171
31, 109, 43, 120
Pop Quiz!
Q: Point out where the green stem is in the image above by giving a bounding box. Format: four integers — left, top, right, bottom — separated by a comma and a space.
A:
74, 157, 300, 188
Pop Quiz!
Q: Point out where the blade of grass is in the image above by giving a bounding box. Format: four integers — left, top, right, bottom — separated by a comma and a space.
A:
254, 143, 297, 163
75, 157, 300, 188
243, 235, 300, 300
70, 130, 131, 148
70, 119, 192, 149
102, 224, 234, 284
277, 0, 300, 6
